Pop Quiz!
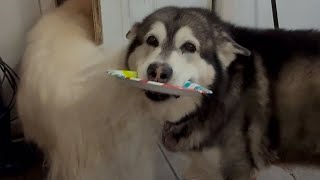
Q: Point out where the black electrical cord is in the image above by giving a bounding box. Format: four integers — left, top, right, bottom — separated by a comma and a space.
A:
0, 57, 38, 177
0, 57, 19, 121
271, 0, 279, 29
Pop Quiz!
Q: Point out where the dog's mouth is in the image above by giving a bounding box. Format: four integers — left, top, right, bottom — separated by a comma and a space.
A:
143, 78, 193, 102
145, 91, 180, 102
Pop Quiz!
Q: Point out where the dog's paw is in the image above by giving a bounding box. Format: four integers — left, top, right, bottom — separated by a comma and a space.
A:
162, 121, 191, 152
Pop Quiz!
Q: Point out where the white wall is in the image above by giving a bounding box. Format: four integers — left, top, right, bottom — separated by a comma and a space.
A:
0, 0, 42, 68
0, 0, 56, 68
216, 0, 320, 30
216, 0, 274, 28
0, 0, 55, 105
277, 0, 320, 29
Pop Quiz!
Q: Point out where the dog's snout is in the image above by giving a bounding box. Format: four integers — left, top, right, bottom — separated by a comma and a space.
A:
147, 63, 173, 83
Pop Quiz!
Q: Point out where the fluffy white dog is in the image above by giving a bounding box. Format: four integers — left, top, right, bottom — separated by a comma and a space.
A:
17, 0, 161, 179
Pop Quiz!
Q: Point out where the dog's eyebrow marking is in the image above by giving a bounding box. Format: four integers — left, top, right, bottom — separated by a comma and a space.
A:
174, 26, 200, 49
146, 21, 167, 44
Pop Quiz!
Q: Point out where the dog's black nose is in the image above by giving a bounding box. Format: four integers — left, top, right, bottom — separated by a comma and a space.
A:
147, 63, 173, 83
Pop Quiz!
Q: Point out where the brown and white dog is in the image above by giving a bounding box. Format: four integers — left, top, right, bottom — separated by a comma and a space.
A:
156, 6, 320, 180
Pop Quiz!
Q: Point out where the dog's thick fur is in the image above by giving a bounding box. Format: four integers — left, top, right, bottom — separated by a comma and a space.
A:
17, 1, 169, 179
159, 7, 320, 180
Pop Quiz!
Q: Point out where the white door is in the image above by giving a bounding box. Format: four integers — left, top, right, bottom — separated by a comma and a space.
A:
100, 0, 212, 48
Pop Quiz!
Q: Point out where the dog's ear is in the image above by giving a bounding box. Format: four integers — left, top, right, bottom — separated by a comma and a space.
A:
126, 23, 140, 40
215, 31, 251, 68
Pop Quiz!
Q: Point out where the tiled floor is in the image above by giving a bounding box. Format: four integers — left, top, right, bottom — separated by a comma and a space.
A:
158, 143, 320, 180
2, 144, 320, 180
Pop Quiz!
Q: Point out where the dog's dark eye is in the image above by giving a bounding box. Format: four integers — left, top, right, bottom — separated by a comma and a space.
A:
146, 35, 159, 47
181, 42, 197, 53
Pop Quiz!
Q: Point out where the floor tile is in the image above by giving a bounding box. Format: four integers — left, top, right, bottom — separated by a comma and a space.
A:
290, 166, 320, 180
155, 145, 179, 180
158, 144, 209, 180
257, 166, 294, 180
